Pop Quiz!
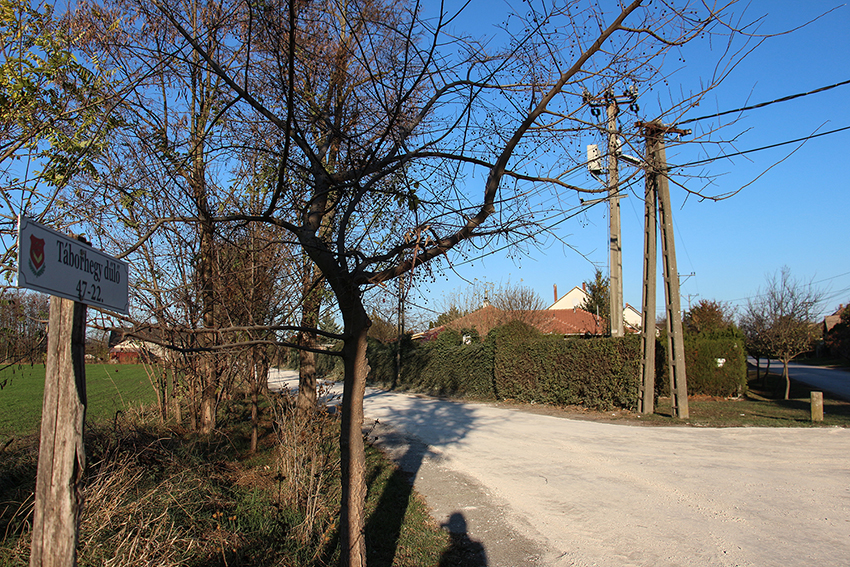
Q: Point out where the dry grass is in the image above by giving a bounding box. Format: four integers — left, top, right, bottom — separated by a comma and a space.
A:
0, 391, 459, 566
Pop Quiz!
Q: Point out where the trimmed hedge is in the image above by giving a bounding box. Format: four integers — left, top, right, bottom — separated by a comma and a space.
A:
492, 321, 640, 411
365, 321, 745, 412
655, 329, 747, 397
367, 330, 496, 399
368, 321, 640, 411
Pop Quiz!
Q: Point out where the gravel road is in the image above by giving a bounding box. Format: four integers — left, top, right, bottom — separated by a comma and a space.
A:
269, 370, 850, 567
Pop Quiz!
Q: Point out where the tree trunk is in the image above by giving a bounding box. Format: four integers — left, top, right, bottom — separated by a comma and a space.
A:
783, 360, 791, 400
172, 371, 182, 426
338, 302, 370, 567
250, 347, 268, 453
297, 263, 322, 415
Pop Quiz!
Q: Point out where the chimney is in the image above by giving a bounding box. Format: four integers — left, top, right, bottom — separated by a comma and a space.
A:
554, 284, 558, 303
582, 282, 586, 293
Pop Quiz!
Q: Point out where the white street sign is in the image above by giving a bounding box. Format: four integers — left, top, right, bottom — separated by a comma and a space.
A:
17, 216, 129, 314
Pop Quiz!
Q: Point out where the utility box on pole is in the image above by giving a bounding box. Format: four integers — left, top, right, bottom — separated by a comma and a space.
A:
606, 98, 624, 339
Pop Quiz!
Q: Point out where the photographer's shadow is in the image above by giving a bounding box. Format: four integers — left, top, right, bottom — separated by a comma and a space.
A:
439, 512, 488, 566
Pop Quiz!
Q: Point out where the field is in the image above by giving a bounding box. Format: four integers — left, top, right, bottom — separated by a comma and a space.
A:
0, 368, 469, 566
0, 364, 157, 436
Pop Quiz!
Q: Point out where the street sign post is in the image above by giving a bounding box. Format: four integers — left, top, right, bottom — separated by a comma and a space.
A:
16, 216, 129, 566
17, 216, 129, 314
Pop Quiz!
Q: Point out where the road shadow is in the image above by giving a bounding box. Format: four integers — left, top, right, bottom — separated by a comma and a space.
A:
364, 390, 487, 566
438, 512, 488, 566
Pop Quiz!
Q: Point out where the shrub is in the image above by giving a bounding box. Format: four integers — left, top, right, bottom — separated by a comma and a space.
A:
367, 332, 495, 398
656, 329, 747, 397
369, 321, 642, 411
493, 322, 640, 410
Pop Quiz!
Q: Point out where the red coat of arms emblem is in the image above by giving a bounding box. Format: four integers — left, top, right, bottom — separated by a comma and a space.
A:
29, 234, 45, 276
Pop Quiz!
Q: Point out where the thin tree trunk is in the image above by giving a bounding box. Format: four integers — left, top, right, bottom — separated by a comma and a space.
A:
338, 302, 370, 567
297, 263, 322, 415
172, 370, 182, 426
783, 360, 791, 400
250, 348, 267, 453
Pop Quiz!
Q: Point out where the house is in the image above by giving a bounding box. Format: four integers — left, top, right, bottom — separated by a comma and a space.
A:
824, 304, 845, 334
537, 309, 607, 336
108, 339, 162, 364
624, 303, 642, 331
550, 283, 642, 332
107, 327, 175, 364
444, 304, 607, 338
549, 284, 589, 310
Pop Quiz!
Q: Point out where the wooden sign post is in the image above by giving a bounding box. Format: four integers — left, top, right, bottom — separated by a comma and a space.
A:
16, 217, 128, 566
29, 297, 87, 567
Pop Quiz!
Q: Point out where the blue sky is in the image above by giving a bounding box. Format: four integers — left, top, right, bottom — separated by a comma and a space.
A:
407, 0, 850, 325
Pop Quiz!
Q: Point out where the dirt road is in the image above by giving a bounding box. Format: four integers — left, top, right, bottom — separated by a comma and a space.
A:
269, 371, 850, 566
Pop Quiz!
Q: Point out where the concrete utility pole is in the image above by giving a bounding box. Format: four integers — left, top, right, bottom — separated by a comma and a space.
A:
638, 120, 690, 419
606, 96, 624, 338
638, 143, 658, 414
584, 87, 637, 337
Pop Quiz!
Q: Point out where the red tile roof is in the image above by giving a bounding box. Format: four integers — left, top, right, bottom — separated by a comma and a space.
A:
446, 305, 606, 337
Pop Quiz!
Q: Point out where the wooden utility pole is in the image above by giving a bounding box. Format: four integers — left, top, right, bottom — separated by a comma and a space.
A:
638, 121, 689, 418
606, 95, 624, 338
30, 296, 88, 567
638, 141, 658, 414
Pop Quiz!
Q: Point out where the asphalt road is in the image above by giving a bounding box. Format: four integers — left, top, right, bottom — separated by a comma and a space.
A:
269, 370, 850, 567
750, 357, 850, 401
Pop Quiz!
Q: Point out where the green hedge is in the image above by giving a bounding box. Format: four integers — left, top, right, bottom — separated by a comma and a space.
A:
368, 321, 641, 410
655, 329, 747, 397
492, 322, 640, 411
365, 322, 745, 412
367, 331, 495, 398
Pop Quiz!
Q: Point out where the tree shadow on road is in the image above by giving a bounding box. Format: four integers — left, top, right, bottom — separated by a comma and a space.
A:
363, 391, 487, 566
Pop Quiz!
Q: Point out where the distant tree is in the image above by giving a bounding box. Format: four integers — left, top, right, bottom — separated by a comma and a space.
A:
580, 268, 610, 332
825, 305, 850, 361
740, 306, 772, 384
741, 267, 824, 399
431, 305, 467, 329
367, 310, 397, 343
492, 282, 546, 329
683, 299, 735, 335
0, 289, 48, 363
436, 281, 546, 335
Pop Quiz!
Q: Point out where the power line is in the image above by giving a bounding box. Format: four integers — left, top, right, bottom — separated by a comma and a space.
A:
679, 78, 850, 125
672, 124, 850, 168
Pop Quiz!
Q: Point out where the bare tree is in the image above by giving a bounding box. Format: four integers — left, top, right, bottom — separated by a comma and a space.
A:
741, 267, 824, 399
66, 0, 760, 564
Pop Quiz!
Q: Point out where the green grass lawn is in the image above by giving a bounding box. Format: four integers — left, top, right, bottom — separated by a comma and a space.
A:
0, 364, 157, 436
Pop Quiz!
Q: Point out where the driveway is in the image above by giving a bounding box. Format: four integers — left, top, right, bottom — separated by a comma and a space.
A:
269, 370, 850, 567
750, 357, 850, 401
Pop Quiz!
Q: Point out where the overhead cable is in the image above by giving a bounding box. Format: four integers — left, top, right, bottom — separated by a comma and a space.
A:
678, 78, 850, 125
672, 124, 850, 168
